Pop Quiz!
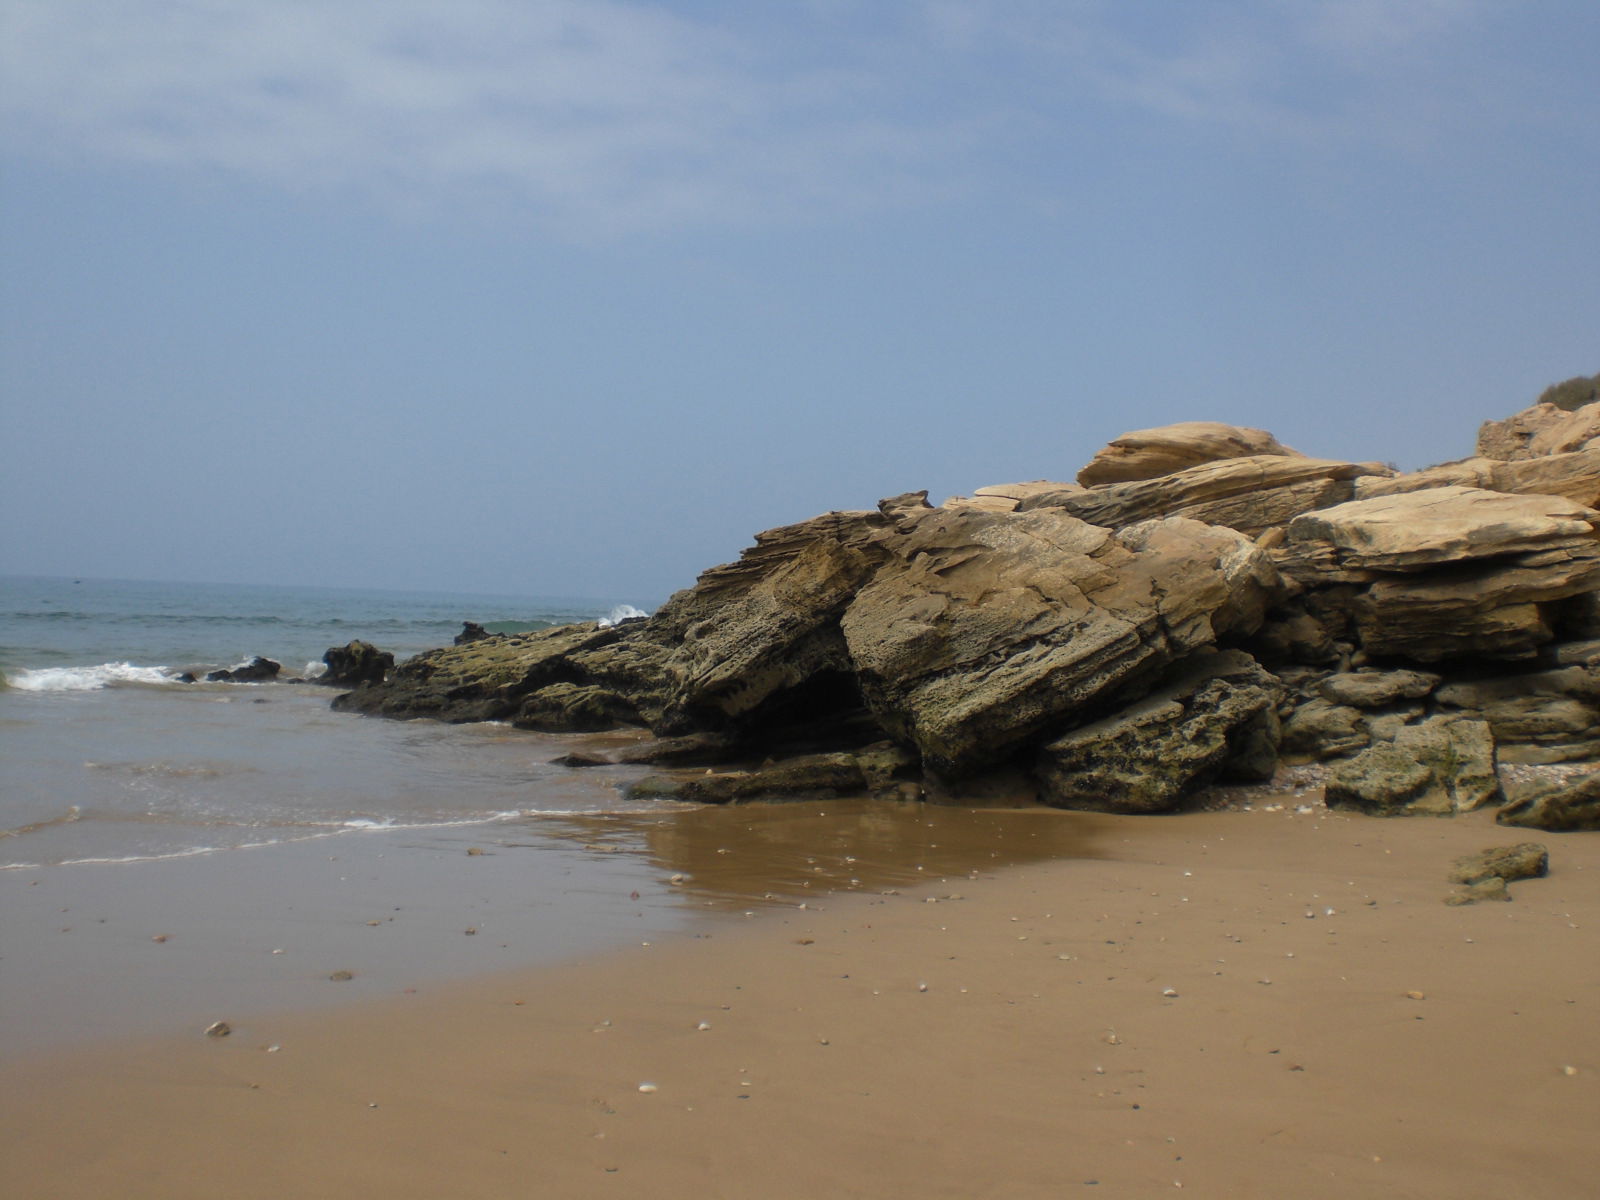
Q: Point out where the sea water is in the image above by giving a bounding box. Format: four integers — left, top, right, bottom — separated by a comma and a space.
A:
0, 575, 1098, 1052
0, 574, 660, 869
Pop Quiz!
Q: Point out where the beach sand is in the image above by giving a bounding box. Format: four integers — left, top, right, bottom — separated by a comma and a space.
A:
3, 800, 1597, 1199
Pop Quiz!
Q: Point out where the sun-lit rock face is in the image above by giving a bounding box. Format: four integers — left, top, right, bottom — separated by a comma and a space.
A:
1075, 421, 1302, 487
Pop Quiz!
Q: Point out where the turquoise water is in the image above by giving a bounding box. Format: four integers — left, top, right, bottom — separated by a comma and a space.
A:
0, 575, 661, 867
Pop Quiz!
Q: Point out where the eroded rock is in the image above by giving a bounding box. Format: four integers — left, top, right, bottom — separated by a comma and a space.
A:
1034, 650, 1283, 813
1497, 771, 1600, 831
838, 509, 1284, 773
1025, 455, 1384, 538
1324, 717, 1500, 816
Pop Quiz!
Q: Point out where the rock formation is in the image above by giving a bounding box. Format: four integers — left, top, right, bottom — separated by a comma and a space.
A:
331, 380, 1600, 825
207, 656, 281, 683
319, 640, 394, 688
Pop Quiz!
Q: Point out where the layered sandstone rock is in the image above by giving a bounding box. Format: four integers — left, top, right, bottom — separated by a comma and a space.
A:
1075, 421, 1301, 486
1478, 399, 1600, 461
835, 508, 1282, 774
1022, 455, 1386, 538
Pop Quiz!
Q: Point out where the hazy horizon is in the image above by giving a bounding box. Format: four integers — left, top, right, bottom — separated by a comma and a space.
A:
4, 2, 1596, 600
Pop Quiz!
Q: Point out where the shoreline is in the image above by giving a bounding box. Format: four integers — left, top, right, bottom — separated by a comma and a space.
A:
4, 800, 1596, 1199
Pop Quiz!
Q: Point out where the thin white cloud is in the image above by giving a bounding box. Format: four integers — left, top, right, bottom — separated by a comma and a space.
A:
0, 0, 957, 233
0, 0, 1566, 233
911, 0, 1499, 144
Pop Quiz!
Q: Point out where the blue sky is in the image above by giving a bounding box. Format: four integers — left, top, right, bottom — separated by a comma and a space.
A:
2, 1, 1596, 604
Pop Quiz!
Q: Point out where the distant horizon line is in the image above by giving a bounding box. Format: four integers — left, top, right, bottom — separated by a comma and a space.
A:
0, 571, 661, 609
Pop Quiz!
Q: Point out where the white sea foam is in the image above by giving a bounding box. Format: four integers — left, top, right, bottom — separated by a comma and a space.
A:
8, 662, 175, 692
598, 604, 650, 628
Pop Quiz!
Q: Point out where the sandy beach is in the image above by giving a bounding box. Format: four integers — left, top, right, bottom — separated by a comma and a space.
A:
3, 796, 1596, 1200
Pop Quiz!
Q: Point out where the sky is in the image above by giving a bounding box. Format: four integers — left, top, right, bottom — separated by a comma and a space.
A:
2, 0, 1597, 605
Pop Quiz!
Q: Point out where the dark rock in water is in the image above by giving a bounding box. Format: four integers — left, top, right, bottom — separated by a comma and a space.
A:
1448, 842, 1549, 885
1324, 716, 1500, 816
455, 621, 493, 645
176, 672, 197, 684
206, 657, 281, 683
627, 743, 919, 805
320, 641, 394, 688
1033, 650, 1283, 813
550, 751, 614, 768
1497, 771, 1600, 831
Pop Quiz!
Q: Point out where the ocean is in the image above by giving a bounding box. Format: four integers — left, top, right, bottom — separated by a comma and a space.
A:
0, 574, 657, 870
0, 573, 1094, 1054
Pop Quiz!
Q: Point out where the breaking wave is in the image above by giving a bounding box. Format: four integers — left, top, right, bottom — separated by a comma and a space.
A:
7, 662, 176, 692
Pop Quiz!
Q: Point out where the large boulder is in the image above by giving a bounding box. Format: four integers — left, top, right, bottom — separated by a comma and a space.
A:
837, 508, 1285, 774
1022, 455, 1388, 538
1076, 422, 1301, 487
319, 640, 394, 688
1324, 717, 1500, 816
206, 656, 281, 683
1497, 771, 1600, 831
1033, 650, 1283, 813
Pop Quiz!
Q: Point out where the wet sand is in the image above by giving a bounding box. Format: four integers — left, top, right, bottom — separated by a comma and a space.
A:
3, 800, 1597, 1199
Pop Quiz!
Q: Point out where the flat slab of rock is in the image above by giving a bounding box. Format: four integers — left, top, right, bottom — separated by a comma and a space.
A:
1025, 455, 1381, 538
1317, 670, 1440, 709
1354, 449, 1600, 510
626, 743, 917, 805
1076, 422, 1301, 487
1285, 486, 1600, 573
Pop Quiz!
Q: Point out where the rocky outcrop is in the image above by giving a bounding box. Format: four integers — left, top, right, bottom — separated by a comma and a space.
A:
1497, 771, 1600, 831
1033, 651, 1281, 813
331, 376, 1600, 815
454, 622, 493, 645
319, 640, 394, 688
1075, 422, 1301, 487
207, 656, 281, 683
